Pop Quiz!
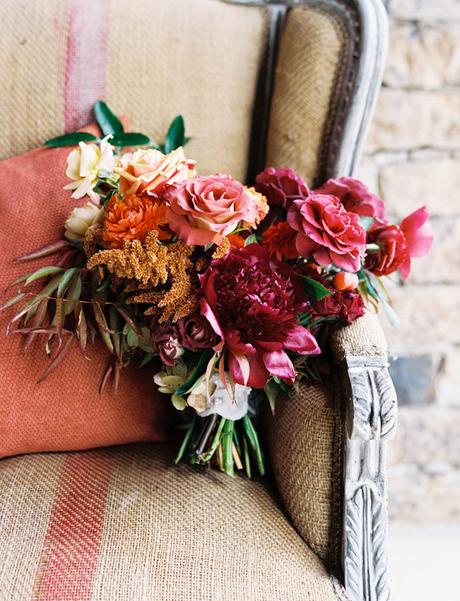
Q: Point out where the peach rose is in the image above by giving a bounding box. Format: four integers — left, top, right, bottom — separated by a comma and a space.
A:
164, 175, 259, 246
115, 147, 195, 197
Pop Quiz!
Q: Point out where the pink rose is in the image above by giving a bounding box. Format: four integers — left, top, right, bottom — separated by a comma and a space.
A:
255, 167, 309, 209
315, 177, 387, 220
164, 175, 258, 246
116, 148, 195, 197
150, 320, 184, 366
287, 193, 366, 272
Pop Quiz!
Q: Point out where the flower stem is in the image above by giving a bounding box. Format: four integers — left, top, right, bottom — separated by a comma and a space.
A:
243, 415, 265, 476
200, 417, 226, 463
174, 415, 197, 464
222, 419, 235, 477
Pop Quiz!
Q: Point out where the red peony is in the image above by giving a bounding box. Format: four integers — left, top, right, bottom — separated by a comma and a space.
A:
310, 290, 365, 325
287, 193, 366, 272
199, 244, 320, 388
255, 167, 309, 209
315, 177, 387, 220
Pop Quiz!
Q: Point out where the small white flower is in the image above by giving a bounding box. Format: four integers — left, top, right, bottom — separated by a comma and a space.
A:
64, 136, 116, 201
192, 373, 250, 420
64, 202, 104, 241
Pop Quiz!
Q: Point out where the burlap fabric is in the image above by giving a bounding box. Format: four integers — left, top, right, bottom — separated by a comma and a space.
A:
266, 6, 346, 185
0, 443, 350, 601
0, 0, 268, 181
265, 381, 343, 571
329, 312, 388, 361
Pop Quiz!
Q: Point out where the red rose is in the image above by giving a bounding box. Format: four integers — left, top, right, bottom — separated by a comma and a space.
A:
315, 177, 387, 220
287, 193, 366, 272
365, 221, 408, 277
199, 244, 320, 388
150, 320, 184, 366
310, 290, 365, 325
177, 314, 220, 351
255, 167, 309, 209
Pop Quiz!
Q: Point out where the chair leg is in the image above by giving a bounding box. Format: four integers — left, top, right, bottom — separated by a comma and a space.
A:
342, 356, 397, 601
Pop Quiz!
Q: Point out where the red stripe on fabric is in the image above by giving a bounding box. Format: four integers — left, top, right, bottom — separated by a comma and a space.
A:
64, 0, 109, 131
34, 452, 113, 601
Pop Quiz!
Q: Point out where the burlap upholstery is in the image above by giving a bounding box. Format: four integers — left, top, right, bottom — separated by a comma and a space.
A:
329, 312, 388, 362
0, 0, 268, 181
266, 6, 346, 186
0, 443, 349, 601
265, 381, 343, 570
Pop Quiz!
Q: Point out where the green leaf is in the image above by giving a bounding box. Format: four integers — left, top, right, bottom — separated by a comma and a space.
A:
25, 266, 63, 286
164, 115, 185, 153
359, 216, 375, 231
300, 276, 333, 300
45, 132, 99, 147
93, 100, 124, 136
175, 349, 214, 397
264, 380, 278, 414
110, 132, 151, 147
244, 234, 258, 246
57, 268, 79, 297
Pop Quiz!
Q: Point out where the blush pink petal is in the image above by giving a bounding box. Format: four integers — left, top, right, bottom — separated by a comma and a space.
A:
229, 351, 269, 388
400, 206, 434, 258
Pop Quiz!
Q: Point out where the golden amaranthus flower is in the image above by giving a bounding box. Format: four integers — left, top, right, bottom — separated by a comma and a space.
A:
86, 230, 202, 323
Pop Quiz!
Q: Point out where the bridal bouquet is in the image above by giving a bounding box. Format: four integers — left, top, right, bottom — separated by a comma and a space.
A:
4, 103, 433, 477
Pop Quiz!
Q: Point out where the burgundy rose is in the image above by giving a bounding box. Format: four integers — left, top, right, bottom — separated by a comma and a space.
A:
199, 244, 320, 388
150, 320, 184, 366
287, 193, 366, 272
310, 290, 365, 325
365, 221, 408, 277
315, 177, 387, 220
177, 314, 220, 351
255, 167, 309, 209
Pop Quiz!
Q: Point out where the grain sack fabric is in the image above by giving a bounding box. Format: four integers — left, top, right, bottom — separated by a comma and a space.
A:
266, 5, 347, 186
0, 443, 351, 601
0, 0, 269, 181
0, 135, 172, 459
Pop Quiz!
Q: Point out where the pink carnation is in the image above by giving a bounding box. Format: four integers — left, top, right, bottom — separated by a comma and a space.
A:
164, 175, 258, 246
199, 244, 320, 388
315, 177, 386, 220
287, 193, 366, 272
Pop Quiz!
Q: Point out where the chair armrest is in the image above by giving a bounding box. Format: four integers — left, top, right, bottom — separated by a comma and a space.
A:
329, 312, 398, 601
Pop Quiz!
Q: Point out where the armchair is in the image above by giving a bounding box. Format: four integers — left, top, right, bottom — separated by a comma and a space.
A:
0, 1, 396, 600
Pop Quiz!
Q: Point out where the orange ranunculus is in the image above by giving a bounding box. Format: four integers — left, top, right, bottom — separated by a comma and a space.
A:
227, 233, 246, 249
262, 221, 298, 261
102, 194, 171, 249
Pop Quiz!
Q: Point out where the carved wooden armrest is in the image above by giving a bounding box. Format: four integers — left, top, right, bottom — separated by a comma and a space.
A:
329, 312, 398, 601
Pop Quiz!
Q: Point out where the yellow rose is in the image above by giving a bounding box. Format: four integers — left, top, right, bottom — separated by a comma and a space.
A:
64, 136, 116, 201
64, 202, 104, 241
115, 147, 196, 197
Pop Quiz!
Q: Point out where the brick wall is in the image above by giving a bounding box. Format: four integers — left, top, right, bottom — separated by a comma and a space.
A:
356, 0, 460, 522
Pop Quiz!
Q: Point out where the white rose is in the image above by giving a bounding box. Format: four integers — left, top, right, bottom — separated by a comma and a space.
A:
190, 373, 250, 420
64, 202, 104, 241
64, 136, 116, 201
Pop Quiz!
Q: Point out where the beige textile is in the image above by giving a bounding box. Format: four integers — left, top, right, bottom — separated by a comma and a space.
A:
329, 312, 388, 361
0, 443, 350, 601
266, 6, 346, 185
0, 0, 268, 182
265, 381, 343, 569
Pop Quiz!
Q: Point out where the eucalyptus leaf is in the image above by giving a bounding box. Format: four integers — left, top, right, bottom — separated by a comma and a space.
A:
164, 115, 186, 153
110, 133, 151, 147
93, 100, 124, 136
45, 132, 99, 147
300, 275, 333, 300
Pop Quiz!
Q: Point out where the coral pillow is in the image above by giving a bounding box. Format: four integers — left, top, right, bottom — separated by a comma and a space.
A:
0, 130, 172, 458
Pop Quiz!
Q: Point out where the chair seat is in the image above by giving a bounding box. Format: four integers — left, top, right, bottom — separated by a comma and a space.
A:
0, 443, 348, 601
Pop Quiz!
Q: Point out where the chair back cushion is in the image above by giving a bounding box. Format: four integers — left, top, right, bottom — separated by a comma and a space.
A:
0, 0, 268, 180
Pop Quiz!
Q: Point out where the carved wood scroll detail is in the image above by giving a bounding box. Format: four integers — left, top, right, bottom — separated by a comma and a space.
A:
343, 356, 397, 601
